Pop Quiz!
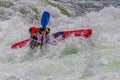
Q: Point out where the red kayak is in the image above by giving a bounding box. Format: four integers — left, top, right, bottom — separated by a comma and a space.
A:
53, 28, 92, 38
11, 28, 92, 49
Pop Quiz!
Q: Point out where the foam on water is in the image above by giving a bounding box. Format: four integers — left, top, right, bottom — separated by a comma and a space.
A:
0, 0, 120, 80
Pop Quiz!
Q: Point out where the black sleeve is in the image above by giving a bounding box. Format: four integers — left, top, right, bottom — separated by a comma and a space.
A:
38, 27, 44, 34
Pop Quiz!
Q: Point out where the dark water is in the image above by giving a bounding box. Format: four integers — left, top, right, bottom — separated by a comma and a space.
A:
51, 0, 120, 16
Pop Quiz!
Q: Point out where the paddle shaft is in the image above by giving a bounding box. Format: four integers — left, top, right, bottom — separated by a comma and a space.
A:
40, 11, 50, 49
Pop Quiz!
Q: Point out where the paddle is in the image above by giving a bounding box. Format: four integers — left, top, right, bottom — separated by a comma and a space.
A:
40, 11, 50, 49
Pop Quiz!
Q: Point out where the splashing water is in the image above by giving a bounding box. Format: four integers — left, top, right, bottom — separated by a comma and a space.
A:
0, 0, 120, 80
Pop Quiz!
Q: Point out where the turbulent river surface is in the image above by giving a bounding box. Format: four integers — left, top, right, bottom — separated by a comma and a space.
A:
0, 0, 120, 80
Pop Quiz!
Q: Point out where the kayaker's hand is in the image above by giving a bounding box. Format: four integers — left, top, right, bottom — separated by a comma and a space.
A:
41, 31, 46, 35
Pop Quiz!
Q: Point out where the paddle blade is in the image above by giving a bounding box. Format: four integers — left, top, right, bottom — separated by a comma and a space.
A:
41, 11, 50, 29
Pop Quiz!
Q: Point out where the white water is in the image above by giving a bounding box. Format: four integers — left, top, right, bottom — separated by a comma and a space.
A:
0, 0, 120, 80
